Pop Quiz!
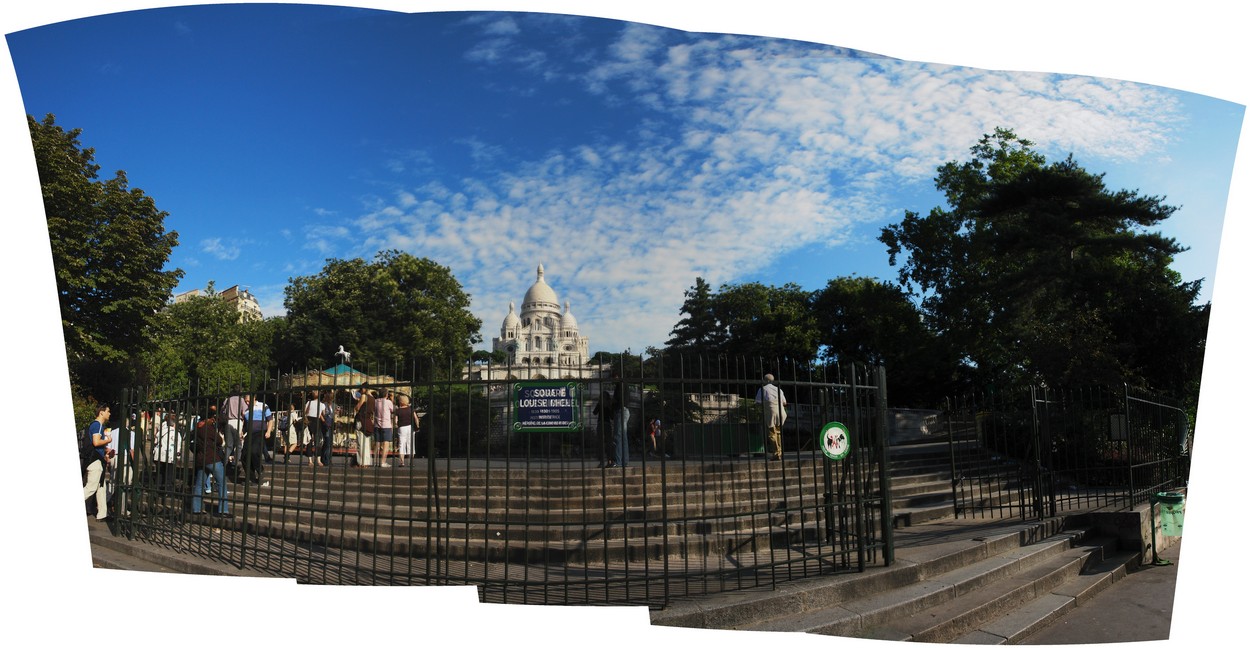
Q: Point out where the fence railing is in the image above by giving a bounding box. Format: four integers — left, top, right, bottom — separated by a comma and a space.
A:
943, 384, 1191, 521
106, 356, 892, 607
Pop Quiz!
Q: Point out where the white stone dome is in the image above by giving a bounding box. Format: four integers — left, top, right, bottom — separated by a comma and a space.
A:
561, 301, 578, 329
502, 301, 519, 329
521, 264, 559, 312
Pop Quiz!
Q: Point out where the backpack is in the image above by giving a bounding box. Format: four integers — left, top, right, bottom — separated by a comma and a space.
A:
78, 423, 98, 474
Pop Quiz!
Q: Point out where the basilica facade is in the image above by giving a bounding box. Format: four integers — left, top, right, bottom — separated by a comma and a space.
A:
479, 264, 598, 380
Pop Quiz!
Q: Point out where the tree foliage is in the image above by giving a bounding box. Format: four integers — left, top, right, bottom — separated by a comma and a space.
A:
665, 277, 727, 355
665, 278, 818, 363
29, 114, 182, 401
880, 128, 1208, 397
282, 250, 483, 370
812, 276, 957, 405
138, 285, 251, 397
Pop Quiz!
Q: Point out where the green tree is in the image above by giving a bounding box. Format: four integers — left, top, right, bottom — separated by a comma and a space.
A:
879, 128, 1207, 397
812, 276, 956, 405
282, 250, 482, 371
137, 285, 250, 398
716, 282, 819, 363
664, 279, 818, 363
665, 277, 728, 355
29, 114, 182, 401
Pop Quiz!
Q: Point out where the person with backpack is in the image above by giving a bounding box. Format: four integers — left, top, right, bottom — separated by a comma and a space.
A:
82, 405, 112, 521
219, 386, 249, 480
242, 394, 273, 485
191, 406, 230, 518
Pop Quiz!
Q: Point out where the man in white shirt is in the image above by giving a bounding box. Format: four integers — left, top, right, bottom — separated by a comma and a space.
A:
105, 417, 136, 514
755, 374, 788, 461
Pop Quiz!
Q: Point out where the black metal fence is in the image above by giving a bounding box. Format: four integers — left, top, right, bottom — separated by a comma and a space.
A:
943, 384, 1191, 521
105, 356, 892, 607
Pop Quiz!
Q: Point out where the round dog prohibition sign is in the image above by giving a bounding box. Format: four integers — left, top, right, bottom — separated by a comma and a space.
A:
818, 421, 851, 461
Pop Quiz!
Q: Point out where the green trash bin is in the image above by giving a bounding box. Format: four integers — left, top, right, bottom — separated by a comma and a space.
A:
1155, 492, 1185, 537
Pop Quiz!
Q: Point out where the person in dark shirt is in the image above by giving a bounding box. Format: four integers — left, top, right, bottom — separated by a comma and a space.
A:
83, 405, 112, 521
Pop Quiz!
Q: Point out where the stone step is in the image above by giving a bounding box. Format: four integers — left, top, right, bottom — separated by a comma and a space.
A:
178, 510, 832, 564
855, 537, 1118, 642
173, 486, 857, 526
735, 530, 1089, 636
85, 517, 270, 578
165, 500, 828, 542
951, 549, 1140, 644
651, 518, 1069, 630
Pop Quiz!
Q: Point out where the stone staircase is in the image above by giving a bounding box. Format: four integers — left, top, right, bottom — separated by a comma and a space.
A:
101, 434, 1155, 640
887, 438, 1029, 528
651, 515, 1142, 644
142, 457, 884, 567
645, 438, 1148, 643
86, 516, 271, 578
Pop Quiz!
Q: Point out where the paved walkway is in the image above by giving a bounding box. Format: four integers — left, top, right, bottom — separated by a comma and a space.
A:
1022, 538, 1181, 644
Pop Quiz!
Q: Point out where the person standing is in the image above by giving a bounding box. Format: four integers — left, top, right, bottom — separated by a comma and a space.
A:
302, 391, 322, 467
395, 393, 417, 467
593, 378, 615, 468
219, 387, 249, 479
646, 417, 666, 459
281, 398, 304, 461
243, 394, 274, 485
353, 387, 376, 467
105, 416, 136, 517
755, 373, 788, 461
191, 407, 229, 518
152, 408, 182, 498
373, 389, 396, 467
318, 390, 337, 466
594, 369, 630, 468
82, 405, 112, 521
612, 372, 631, 467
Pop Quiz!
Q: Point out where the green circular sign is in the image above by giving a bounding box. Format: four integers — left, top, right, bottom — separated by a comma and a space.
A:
819, 422, 851, 461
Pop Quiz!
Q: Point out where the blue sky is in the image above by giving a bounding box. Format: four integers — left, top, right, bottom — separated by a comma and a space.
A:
5, 3, 1241, 354
3, 2, 1248, 645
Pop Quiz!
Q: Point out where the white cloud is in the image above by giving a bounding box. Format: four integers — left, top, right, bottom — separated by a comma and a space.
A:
201, 237, 241, 261
354, 21, 1186, 353
303, 225, 350, 255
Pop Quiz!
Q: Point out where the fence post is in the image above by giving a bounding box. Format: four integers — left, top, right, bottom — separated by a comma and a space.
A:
117, 388, 136, 539
945, 397, 959, 519
849, 365, 867, 571
875, 365, 893, 566
820, 385, 837, 544
1124, 383, 1137, 508
1029, 385, 1044, 520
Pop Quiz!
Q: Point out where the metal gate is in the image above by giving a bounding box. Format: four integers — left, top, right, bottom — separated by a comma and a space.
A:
105, 356, 892, 607
944, 384, 1190, 521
